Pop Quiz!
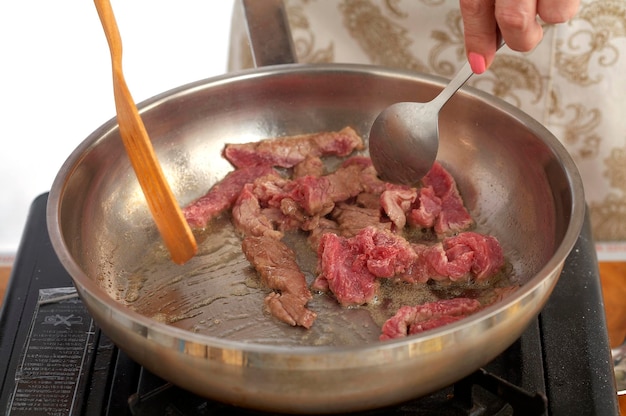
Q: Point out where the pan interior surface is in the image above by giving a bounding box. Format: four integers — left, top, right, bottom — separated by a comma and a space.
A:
50, 65, 580, 348
47, 65, 584, 413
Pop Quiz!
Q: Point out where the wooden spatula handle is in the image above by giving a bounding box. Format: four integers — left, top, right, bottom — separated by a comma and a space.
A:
95, 0, 197, 264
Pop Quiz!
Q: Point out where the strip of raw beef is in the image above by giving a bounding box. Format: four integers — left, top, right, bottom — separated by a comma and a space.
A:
444, 232, 505, 280
314, 227, 416, 305
317, 225, 503, 288
349, 227, 417, 278
313, 232, 380, 306
183, 165, 275, 228
379, 298, 482, 340
406, 185, 441, 229
241, 235, 316, 328
409, 162, 473, 235
223, 127, 365, 169
408, 232, 504, 283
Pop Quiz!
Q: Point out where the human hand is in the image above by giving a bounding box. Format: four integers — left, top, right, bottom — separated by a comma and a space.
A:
460, 0, 580, 73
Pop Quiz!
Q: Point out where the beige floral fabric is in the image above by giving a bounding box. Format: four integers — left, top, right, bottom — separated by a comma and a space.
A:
229, 0, 626, 243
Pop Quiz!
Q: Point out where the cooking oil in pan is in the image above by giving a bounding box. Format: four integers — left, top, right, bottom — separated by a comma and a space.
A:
109, 210, 517, 347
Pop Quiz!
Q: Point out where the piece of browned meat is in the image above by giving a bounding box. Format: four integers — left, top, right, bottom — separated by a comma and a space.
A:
331, 202, 389, 238
316, 227, 505, 305
293, 155, 325, 178
223, 127, 365, 169
303, 217, 340, 251
241, 235, 316, 328
411, 162, 473, 235
409, 231, 505, 283
231, 156, 383, 241
380, 183, 417, 230
282, 157, 378, 218
231, 172, 303, 238
406, 185, 441, 229
232, 184, 284, 239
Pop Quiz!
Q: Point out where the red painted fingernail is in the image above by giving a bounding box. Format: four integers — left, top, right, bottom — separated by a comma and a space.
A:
468, 52, 486, 74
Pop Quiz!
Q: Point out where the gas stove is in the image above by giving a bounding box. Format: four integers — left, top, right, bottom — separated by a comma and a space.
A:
0, 194, 619, 415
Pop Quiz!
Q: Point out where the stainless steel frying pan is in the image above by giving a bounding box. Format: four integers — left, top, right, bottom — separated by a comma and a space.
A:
46, 1, 584, 413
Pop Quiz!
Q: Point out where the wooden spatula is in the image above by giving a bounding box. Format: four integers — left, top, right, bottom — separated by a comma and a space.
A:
94, 0, 197, 264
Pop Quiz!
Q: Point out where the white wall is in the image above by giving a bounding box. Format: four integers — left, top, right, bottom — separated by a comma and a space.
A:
0, 1, 235, 263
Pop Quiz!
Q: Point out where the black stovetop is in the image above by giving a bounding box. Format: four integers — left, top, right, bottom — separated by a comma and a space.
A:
0, 194, 620, 415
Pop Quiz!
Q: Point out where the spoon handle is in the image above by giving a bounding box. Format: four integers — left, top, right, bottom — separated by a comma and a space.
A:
430, 36, 505, 111
429, 62, 475, 110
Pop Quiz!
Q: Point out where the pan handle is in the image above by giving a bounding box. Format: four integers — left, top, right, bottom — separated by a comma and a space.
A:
242, 0, 297, 67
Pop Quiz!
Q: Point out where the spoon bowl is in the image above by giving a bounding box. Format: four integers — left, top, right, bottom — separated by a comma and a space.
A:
369, 61, 474, 185
369, 39, 504, 185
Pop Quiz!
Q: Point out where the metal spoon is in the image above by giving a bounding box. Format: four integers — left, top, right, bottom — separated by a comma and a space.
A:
369, 43, 504, 185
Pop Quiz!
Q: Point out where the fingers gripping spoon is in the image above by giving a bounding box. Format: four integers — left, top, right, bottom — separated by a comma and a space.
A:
94, 0, 197, 264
